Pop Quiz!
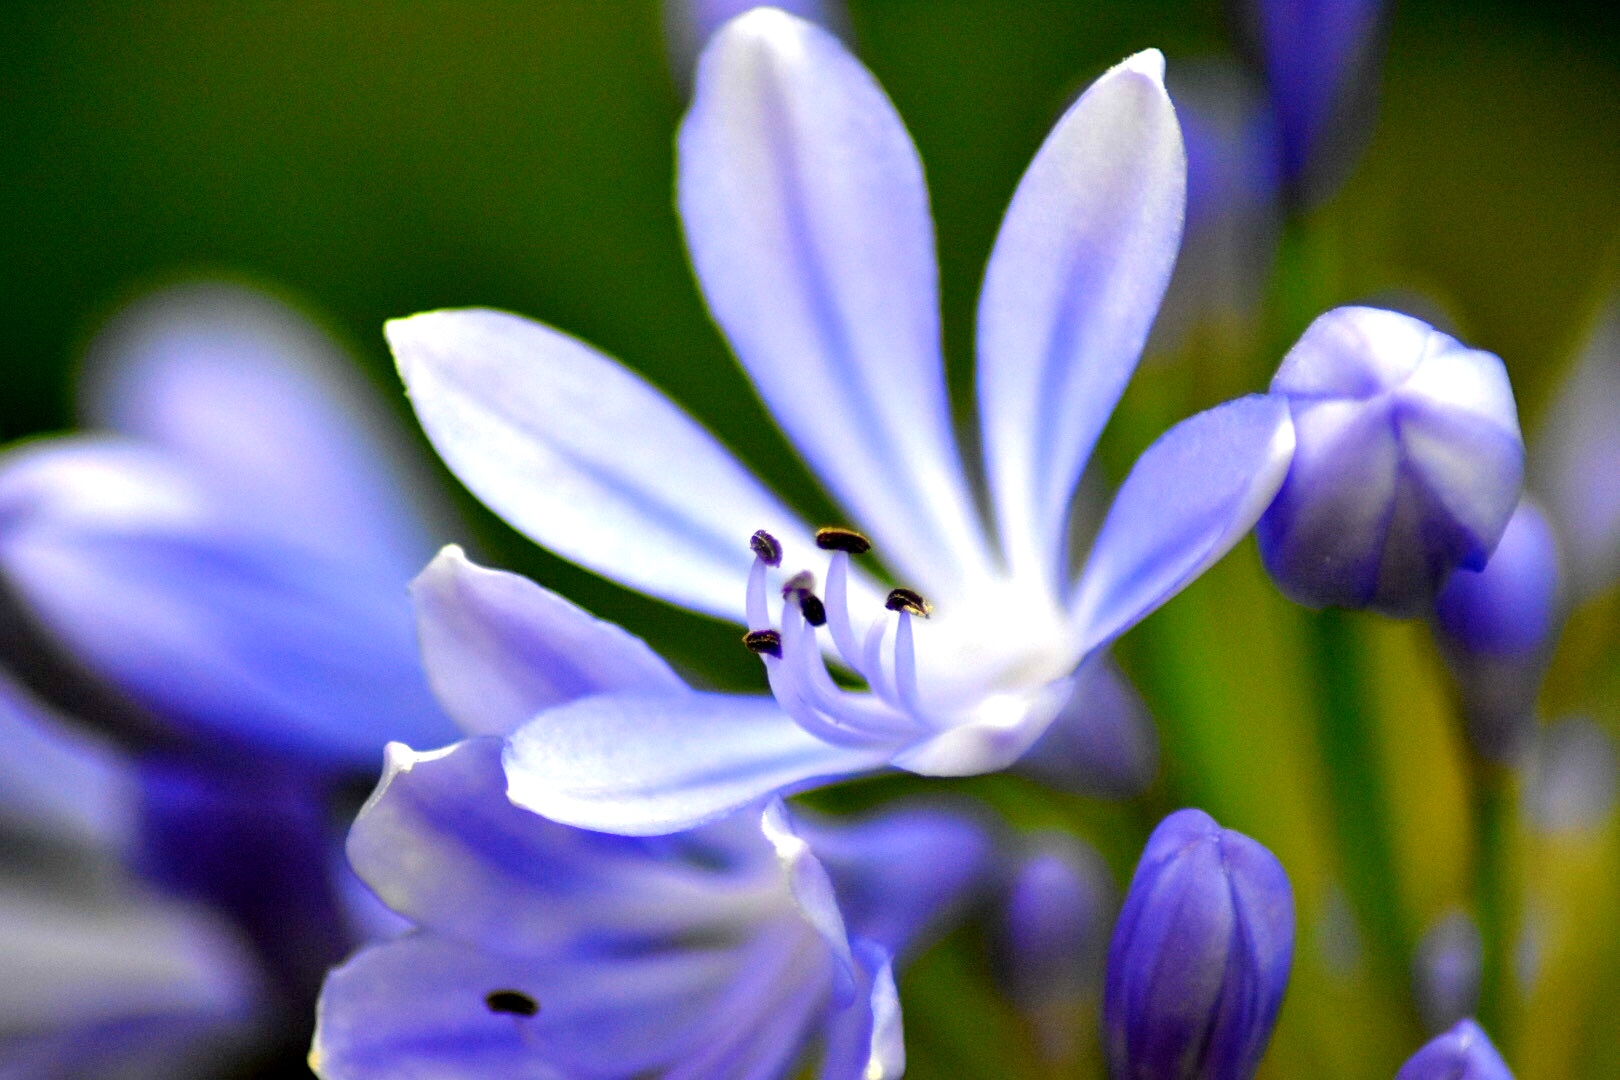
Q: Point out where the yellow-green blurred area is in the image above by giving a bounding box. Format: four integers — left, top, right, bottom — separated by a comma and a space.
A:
4, 2, 1619, 1079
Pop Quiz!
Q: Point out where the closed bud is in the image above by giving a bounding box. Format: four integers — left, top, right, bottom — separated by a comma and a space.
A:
1259, 307, 1524, 616
1104, 809, 1294, 1080
1412, 910, 1482, 1035
1395, 1019, 1512, 1080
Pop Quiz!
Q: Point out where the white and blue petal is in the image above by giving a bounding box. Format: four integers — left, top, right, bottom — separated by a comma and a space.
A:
976, 49, 1187, 586
679, 9, 993, 595
390, 307, 837, 624
411, 545, 685, 737
503, 690, 894, 836
1071, 393, 1296, 656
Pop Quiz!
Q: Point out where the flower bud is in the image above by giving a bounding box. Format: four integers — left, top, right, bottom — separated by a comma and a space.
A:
1258, 307, 1524, 617
1104, 809, 1294, 1080
1395, 1019, 1512, 1080
1432, 499, 1561, 761
1412, 910, 1482, 1035
993, 834, 1114, 1063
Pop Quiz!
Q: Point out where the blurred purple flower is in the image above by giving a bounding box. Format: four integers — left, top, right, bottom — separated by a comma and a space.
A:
390, 10, 1295, 835
1412, 909, 1483, 1036
1259, 306, 1524, 616
1395, 1018, 1513, 1080
311, 736, 991, 1079
1104, 808, 1294, 1080
1522, 716, 1618, 835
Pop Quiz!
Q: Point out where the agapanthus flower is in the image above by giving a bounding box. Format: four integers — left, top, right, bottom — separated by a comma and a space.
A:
311, 739, 991, 1079
0, 281, 458, 1063
389, 9, 1295, 835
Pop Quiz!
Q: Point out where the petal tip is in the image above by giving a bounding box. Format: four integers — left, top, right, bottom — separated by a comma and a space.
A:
1115, 48, 1167, 85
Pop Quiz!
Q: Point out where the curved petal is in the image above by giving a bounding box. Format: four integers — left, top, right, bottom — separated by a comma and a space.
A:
81, 281, 444, 580
795, 799, 995, 958
0, 448, 454, 769
389, 307, 824, 623
678, 9, 992, 593
411, 546, 685, 737
1072, 394, 1296, 655
348, 739, 771, 955
503, 690, 892, 836
818, 940, 904, 1080
976, 50, 1187, 586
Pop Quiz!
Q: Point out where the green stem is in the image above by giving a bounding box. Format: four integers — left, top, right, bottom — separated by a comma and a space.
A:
1307, 609, 1412, 999
1467, 755, 1514, 1046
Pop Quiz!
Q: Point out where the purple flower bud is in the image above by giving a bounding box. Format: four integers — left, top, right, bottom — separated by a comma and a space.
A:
1104, 809, 1294, 1080
1434, 500, 1561, 658
1412, 910, 1482, 1035
1259, 307, 1524, 617
994, 834, 1116, 1063
1395, 1019, 1513, 1080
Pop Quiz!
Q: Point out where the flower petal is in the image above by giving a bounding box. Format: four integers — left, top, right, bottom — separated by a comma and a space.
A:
0, 441, 454, 769
678, 9, 993, 593
348, 739, 770, 955
504, 690, 893, 836
818, 939, 905, 1080
1015, 655, 1159, 798
1071, 394, 1296, 655
390, 307, 822, 623
411, 546, 685, 737
976, 50, 1187, 585
81, 281, 444, 581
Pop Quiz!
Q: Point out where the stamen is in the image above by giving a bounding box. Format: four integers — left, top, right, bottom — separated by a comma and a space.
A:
780, 570, 816, 597
484, 990, 539, 1017
746, 556, 770, 630
750, 529, 783, 567
799, 593, 828, 627
885, 587, 933, 618
894, 611, 921, 715
743, 629, 783, 658
815, 526, 872, 555
823, 551, 866, 676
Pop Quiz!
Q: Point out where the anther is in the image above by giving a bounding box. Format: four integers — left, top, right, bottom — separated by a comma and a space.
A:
799, 593, 828, 627
781, 570, 816, 597
885, 587, 932, 618
743, 629, 783, 657
484, 989, 539, 1017
815, 527, 872, 555
750, 530, 783, 567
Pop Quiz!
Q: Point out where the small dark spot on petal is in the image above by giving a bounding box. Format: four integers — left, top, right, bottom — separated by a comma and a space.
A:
484, 989, 539, 1017
750, 530, 784, 567
815, 527, 871, 555
885, 588, 932, 618
744, 629, 783, 657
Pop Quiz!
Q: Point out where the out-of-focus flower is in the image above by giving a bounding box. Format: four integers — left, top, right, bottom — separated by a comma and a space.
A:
1258, 306, 1524, 616
1522, 716, 1619, 836
1015, 657, 1159, 799
0, 671, 265, 1079
0, 281, 455, 768
310, 735, 991, 1079
1103, 808, 1294, 1080
1530, 301, 1620, 606
992, 833, 1116, 1064
1395, 1018, 1513, 1080
1431, 499, 1561, 760
1237, 0, 1386, 204
391, 10, 1295, 835
1412, 909, 1483, 1036
0, 281, 459, 1067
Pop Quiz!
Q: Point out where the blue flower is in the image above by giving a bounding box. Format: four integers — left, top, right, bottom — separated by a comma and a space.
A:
1104, 808, 1294, 1080
1395, 1018, 1513, 1080
0, 281, 456, 769
310, 735, 993, 1079
1258, 306, 1524, 616
388, 9, 1296, 835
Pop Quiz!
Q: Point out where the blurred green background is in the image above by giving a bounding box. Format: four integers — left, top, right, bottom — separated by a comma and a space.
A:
4, 3, 1619, 1078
